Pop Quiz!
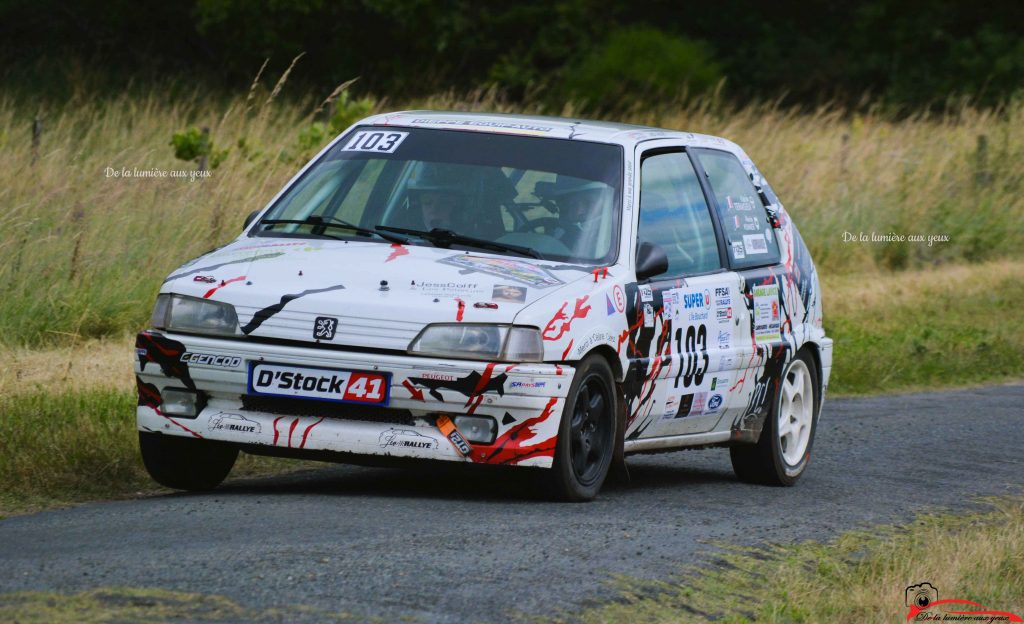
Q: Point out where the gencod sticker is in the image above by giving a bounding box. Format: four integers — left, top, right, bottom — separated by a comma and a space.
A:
438, 254, 564, 288
180, 352, 243, 368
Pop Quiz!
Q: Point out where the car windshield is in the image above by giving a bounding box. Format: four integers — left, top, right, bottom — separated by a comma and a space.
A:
254, 125, 623, 264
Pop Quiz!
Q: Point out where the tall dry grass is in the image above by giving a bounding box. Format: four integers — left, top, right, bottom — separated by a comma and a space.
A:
1, 83, 1023, 347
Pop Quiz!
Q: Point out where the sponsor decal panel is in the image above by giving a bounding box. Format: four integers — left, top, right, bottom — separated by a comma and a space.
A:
180, 352, 243, 368
378, 429, 439, 450
613, 285, 626, 313
680, 288, 711, 322
663, 394, 680, 419
249, 362, 389, 405
411, 281, 488, 298
743, 233, 769, 255
436, 414, 471, 456
491, 284, 527, 302
752, 283, 782, 342
510, 380, 547, 389
438, 255, 563, 288
704, 393, 724, 414
418, 372, 458, 382
209, 413, 261, 434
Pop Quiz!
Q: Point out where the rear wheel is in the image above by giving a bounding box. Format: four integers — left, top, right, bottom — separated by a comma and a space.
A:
139, 431, 238, 491
545, 355, 617, 502
730, 351, 819, 486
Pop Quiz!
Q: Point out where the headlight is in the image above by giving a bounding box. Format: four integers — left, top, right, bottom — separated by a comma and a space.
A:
408, 324, 543, 362
150, 294, 240, 336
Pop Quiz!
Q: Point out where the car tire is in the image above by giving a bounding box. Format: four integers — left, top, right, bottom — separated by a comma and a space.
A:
730, 350, 819, 486
139, 431, 238, 491
545, 355, 617, 502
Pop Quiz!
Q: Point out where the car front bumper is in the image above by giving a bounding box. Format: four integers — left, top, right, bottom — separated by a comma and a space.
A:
134, 331, 572, 468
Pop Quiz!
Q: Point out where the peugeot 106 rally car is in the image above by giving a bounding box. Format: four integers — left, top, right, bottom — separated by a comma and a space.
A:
135, 111, 833, 501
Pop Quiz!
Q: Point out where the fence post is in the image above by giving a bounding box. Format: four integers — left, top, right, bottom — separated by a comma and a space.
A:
198, 126, 210, 172
839, 133, 849, 176
974, 134, 991, 187
31, 116, 42, 165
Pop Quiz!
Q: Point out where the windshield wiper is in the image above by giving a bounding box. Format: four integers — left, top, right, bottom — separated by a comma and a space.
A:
375, 225, 543, 259
261, 216, 409, 244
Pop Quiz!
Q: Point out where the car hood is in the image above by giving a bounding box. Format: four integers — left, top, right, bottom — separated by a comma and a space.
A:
161, 238, 596, 350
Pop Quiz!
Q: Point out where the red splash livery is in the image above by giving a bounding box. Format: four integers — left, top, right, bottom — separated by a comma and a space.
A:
135, 111, 832, 501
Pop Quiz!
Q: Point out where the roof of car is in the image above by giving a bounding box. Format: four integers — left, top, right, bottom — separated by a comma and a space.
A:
359, 110, 741, 151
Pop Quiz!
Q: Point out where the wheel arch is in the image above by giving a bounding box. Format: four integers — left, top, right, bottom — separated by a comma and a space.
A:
797, 340, 824, 417
571, 344, 629, 480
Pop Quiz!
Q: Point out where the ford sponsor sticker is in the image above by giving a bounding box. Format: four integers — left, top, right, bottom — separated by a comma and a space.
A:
249, 362, 389, 405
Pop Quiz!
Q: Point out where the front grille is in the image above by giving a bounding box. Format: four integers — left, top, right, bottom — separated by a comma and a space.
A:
241, 395, 416, 426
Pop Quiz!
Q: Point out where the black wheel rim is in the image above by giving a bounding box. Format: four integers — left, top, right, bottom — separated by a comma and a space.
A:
569, 373, 612, 485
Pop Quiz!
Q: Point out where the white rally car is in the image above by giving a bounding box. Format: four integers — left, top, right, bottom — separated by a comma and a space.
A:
136, 111, 833, 501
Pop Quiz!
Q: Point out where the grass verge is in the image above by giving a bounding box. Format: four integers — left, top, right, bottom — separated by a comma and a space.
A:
555, 497, 1024, 624
0, 389, 315, 518
0, 587, 370, 623
823, 259, 1024, 394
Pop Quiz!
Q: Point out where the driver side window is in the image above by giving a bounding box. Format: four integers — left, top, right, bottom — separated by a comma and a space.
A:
638, 152, 721, 277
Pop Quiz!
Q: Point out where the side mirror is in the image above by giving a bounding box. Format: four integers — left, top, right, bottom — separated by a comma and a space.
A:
243, 210, 260, 231
636, 241, 669, 281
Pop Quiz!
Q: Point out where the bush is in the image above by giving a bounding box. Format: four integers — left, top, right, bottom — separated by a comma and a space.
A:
170, 126, 229, 169
562, 27, 723, 110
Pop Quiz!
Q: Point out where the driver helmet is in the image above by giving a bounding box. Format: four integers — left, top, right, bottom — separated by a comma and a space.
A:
407, 166, 464, 230
539, 176, 607, 224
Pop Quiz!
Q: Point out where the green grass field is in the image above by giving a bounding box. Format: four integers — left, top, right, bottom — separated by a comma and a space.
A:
1, 86, 1023, 347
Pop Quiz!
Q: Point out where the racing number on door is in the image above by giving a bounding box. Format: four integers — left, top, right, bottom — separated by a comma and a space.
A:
674, 325, 708, 388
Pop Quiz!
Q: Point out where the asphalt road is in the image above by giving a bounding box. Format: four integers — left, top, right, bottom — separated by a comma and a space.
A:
2, 384, 1023, 622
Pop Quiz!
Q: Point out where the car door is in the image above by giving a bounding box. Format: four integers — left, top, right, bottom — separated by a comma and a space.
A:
625, 148, 744, 440
689, 147, 788, 422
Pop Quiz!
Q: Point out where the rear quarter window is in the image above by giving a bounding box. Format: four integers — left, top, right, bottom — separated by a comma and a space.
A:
692, 148, 781, 269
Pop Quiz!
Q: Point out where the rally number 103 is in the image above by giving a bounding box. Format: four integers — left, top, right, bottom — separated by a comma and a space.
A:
674, 324, 708, 388
341, 131, 409, 154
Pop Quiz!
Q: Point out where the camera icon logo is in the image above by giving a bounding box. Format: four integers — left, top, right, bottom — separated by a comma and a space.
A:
905, 582, 939, 608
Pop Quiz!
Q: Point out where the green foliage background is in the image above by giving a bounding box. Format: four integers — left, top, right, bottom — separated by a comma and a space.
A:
3, 1, 1024, 109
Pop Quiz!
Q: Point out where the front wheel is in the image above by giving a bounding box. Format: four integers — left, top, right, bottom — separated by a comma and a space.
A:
730, 351, 819, 486
545, 355, 617, 502
139, 431, 238, 491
